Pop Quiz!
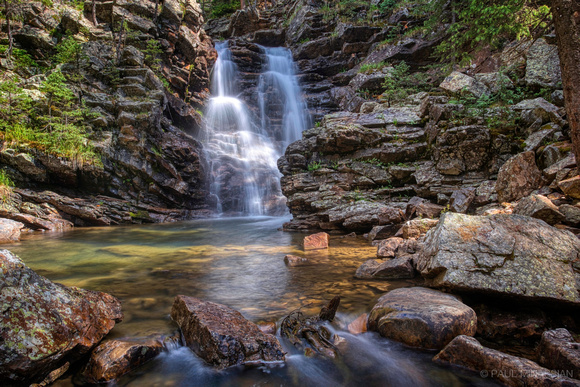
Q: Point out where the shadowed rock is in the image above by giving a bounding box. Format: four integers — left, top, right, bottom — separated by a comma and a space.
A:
434, 335, 579, 386
170, 296, 285, 369
368, 287, 477, 349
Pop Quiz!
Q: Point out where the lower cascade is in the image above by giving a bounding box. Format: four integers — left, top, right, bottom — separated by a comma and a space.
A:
202, 42, 309, 216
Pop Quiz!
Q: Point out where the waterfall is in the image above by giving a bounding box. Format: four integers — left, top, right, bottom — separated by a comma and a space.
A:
203, 42, 308, 216
258, 46, 310, 148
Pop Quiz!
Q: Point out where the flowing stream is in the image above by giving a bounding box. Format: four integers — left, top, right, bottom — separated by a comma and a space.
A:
12, 217, 497, 386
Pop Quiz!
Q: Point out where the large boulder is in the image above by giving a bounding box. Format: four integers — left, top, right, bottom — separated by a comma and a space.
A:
0, 250, 123, 386
434, 335, 579, 386
367, 287, 477, 349
525, 38, 562, 89
439, 72, 490, 98
495, 151, 542, 203
416, 212, 580, 304
170, 296, 285, 369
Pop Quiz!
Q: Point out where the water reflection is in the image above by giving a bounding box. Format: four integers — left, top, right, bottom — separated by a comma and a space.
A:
10, 217, 497, 386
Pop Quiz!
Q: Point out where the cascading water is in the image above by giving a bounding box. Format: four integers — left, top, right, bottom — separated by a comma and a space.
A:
258, 46, 310, 148
203, 42, 309, 216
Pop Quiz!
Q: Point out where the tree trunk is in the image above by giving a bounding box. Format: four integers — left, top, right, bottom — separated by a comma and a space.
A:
5, 0, 12, 59
91, 0, 97, 25
241, 0, 245, 9
552, 0, 580, 172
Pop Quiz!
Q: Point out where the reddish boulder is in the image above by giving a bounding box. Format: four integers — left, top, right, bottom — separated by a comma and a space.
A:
0, 250, 123, 386
284, 254, 309, 266
80, 338, 166, 383
170, 296, 285, 369
304, 232, 329, 250
0, 218, 24, 243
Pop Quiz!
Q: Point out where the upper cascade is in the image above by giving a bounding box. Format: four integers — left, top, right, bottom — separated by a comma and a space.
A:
202, 41, 309, 217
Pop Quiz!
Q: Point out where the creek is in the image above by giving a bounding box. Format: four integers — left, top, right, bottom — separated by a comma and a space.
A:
12, 217, 496, 386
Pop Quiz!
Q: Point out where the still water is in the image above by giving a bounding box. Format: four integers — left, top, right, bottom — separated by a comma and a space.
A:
11, 216, 496, 386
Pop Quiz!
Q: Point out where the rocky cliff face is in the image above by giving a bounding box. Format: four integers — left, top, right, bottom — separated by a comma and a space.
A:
0, 0, 216, 227
211, 0, 574, 234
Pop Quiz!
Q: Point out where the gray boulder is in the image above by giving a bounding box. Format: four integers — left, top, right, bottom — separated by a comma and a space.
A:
417, 212, 580, 304
368, 287, 477, 349
513, 194, 565, 225
525, 38, 562, 89
439, 71, 490, 98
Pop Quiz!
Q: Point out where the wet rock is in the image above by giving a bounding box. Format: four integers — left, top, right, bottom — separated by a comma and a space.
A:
559, 176, 580, 199
472, 304, 546, 343
304, 232, 329, 250
368, 224, 400, 241
257, 322, 277, 336
525, 38, 562, 89
416, 212, 580, 304
537, 329, 580, 378
0, 250, 123, 386
354, 259, 381, 278
399, 218, 439, 239
347, 314, 368, 335
439, 71, 490, 98
0, 218, 24, 243
434, 335, 579, 386
368, 287, 477, 349
284, 255, 309, 266
449, 188, 476, 214
80, 338, 165, 384
371, 256, 415, 279
495, 151, 542, 203
513, 194, 565, 225
170, 296, 285, 369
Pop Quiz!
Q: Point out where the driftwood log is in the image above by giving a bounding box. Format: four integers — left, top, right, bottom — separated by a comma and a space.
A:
281, 296, 341, 358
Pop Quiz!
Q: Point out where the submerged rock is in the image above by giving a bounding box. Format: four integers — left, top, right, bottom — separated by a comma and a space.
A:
284, 254, 309, 266
304, 232, 330, 250
170, 296, 285, 369
434, 335, 579, 386
416, 212, 580, 304
368, 287, 477, 349
0, 250, 123, 386
80, 337, 166, 384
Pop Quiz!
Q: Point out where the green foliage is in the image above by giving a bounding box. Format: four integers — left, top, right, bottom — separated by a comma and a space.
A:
0, 169, 14, 200
144, 39, 163, 72
410, 0, 552, 65
209, 0, 240, 18
54, 36, 83, 66
378, 0, 398, 14
381, 61, 430, 106
307, 161, 322, 171
358, 61, 387, 73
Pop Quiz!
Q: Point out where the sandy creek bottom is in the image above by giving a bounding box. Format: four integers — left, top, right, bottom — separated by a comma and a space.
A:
11, 216, 499, 386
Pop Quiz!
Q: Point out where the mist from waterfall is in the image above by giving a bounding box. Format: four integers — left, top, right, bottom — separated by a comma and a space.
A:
203, 42, 308, 216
